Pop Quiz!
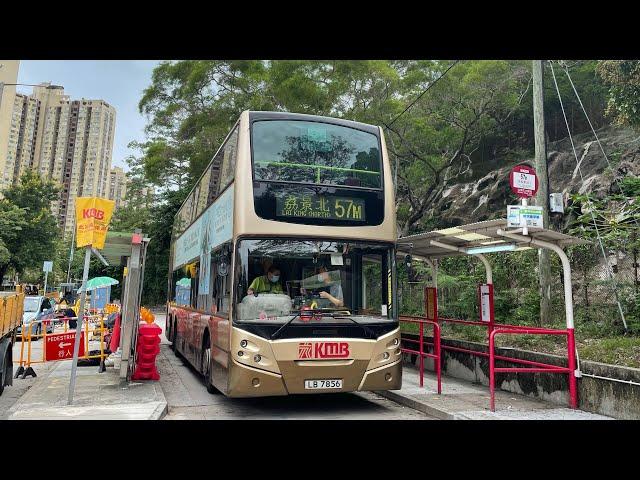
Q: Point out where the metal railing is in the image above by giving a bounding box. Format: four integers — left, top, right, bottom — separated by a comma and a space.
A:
399, 316, 441, 394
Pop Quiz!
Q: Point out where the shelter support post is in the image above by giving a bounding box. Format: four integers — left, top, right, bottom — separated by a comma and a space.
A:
497, 228, 579, 408
119, 237, 142, 380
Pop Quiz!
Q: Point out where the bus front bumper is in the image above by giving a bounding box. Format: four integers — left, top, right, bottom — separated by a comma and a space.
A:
227, 357, 402, 397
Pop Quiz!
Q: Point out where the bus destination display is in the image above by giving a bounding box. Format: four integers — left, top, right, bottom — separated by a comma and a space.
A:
276, 194, 366, 222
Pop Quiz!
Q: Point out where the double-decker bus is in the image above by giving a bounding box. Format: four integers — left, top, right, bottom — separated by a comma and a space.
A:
166, 111, 401, 397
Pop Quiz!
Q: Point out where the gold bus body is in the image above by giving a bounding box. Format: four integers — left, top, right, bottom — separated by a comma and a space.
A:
168, 111, 400, 397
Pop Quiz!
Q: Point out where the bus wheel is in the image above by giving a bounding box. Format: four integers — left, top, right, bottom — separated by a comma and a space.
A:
172, 321, 182, 358
169, 318, 176, 351
202, 333, 219, 394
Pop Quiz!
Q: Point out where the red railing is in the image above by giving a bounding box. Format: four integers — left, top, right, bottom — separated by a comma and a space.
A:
489, 327, 577, 412
400, 315, 578, 411
399, 316, 441, 394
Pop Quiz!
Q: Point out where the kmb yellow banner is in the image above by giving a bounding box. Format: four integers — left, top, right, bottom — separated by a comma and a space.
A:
75, 197, 115, 249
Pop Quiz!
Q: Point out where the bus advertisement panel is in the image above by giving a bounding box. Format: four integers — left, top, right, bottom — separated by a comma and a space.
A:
173, 184, 234, 270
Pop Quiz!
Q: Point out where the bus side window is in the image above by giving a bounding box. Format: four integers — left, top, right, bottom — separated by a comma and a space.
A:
214, 247, 231, 314
218, 126, 238, 195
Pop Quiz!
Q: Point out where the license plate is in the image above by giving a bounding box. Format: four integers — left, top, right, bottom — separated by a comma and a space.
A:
304, 379, 343, 389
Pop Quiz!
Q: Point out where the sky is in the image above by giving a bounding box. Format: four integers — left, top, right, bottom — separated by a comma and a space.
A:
17, 60, 161, 170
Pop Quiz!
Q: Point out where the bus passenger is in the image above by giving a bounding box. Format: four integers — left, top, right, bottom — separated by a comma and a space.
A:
317, 265, 344, 307
247, 265, 284, 295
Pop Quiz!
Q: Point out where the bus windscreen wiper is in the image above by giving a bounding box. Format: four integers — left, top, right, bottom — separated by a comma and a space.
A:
271, 311, 303, 340
331, 313, 377, 339
271, 310, 377, 341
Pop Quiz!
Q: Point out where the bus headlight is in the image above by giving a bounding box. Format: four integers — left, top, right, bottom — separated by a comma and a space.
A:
254, 354, 262, 362
382, 352, 390, 360
240, 340, 248, 348
238, 351, 244, 357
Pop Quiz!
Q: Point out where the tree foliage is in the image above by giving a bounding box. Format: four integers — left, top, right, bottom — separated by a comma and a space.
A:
130, 60, 613, 305
0, 170, 60, 281
597, 60, 640, 126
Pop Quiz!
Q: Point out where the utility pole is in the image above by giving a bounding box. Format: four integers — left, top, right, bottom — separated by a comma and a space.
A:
533, 60, 552, 324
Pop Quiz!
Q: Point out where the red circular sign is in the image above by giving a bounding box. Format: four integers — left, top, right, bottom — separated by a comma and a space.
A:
509, 165, 538, 198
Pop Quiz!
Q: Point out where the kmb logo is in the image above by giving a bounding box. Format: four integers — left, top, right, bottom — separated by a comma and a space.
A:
82, 208, 105, 220
298, 342, 350, 359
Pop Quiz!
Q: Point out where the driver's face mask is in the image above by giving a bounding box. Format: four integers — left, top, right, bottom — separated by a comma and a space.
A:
270, 274, 280, 283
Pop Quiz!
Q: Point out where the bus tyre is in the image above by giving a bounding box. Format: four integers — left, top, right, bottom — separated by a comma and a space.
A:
202, 333, 219, 394
169, 319, 176, 351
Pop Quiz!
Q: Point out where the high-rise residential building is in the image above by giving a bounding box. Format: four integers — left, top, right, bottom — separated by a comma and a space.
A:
0, 60, 21, 191
107, 166, 128, 210
1, 81, 116, 234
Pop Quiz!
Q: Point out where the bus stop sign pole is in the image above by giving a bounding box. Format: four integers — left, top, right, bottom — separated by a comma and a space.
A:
67, 246, 91, 405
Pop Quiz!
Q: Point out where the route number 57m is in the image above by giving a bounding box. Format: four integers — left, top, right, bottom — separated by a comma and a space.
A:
335, 199, 363, 220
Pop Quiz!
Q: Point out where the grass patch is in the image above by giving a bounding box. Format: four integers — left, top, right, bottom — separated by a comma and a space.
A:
578, 337, 640, 368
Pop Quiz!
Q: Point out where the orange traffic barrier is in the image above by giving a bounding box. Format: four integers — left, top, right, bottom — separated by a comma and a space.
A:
140, 307, 155, 324
14, 312, 110, 379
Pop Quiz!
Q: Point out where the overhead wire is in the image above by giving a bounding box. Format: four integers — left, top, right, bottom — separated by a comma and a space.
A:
384, 60, 460, 208
549, 60, 628, 332
560, 61, 640, 230
386, 60, 460, 127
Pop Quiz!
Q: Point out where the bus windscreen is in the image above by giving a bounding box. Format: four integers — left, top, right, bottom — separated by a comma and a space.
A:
252, 120, 382, 189
234, 239, 395, 325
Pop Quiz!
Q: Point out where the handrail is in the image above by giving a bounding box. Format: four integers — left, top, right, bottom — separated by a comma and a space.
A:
489, 327, 577, 411
400, 312, 578, 411
399, 317, 441, 394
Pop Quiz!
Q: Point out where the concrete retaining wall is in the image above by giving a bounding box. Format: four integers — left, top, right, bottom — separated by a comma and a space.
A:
403, 336, 640, 419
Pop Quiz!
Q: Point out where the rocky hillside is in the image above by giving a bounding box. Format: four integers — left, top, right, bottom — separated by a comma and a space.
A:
426, 125, 640, 229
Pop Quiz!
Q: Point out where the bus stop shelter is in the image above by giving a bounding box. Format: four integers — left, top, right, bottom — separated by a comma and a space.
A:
396, 219, 588, 410
101, 230, 150, 381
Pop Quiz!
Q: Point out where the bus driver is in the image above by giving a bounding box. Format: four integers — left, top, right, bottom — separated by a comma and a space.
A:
247, 265, 284, 295
317, 265, 344, 307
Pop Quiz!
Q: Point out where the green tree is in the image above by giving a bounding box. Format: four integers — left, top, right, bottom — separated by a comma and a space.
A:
0, 170, 60, 282
110, 148, 155, 233
385, 60, 531, 234
597, 60, 640, 126
0, 200, 28, 272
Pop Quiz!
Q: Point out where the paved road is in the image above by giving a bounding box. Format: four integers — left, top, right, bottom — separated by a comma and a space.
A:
155, 314, 432, 420
1, 335, 52, 419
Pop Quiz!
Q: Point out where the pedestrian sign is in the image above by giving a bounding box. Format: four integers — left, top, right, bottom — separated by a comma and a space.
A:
46, 332, 85, 361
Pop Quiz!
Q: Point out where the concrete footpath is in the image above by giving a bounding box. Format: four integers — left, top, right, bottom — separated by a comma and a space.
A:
7, 360, 167, 420
377, 367, 612, 420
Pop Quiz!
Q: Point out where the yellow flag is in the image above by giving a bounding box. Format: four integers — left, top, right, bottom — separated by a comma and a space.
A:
75, 197, 115, 250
